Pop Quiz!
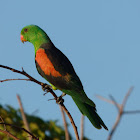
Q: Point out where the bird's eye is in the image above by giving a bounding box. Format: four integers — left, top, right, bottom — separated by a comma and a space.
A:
24, 28, 28, 32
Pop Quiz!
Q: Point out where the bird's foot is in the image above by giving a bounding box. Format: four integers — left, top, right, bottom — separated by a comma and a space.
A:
56, 93, 66, 104
41, 83, 52, 95
56, 96, 64, 105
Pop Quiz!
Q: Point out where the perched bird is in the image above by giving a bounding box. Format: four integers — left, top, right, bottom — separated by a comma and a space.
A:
20, 25, 108, 130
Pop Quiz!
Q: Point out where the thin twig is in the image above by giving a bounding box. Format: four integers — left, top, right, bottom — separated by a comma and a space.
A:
96, 86, 140, 140
122, 86, 134, 108
109, 95, 120, 111
0, 116, 6, 130
123, 110, 140, 114
108, 87, 135, 140
0, 65, 42, 85
0, 123, 39, 140
107, 113, 122, 140
95, 95, 115, 105
80, 115, 84, 140
61, 104, 80, 140
0, 64, 79, 140
17, 94, 32, 140
59, 105, 70, 140
0, 78, 30, 82
0, 129, 20, 140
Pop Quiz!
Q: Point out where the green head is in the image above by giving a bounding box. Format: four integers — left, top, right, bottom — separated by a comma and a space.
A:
20, 25, 50, 52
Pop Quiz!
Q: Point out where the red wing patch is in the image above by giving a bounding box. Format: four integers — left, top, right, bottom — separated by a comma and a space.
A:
35, 49, 62, 77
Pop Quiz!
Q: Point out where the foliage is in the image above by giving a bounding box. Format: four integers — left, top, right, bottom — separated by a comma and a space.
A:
0, 104, 71, 140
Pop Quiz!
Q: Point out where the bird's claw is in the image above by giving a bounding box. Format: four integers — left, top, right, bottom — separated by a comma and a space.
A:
43, 92, 48, 96
48, 98, 55, 101
47, 96, 64, 105
56, 96, 64, 105
42, 84, 52, 93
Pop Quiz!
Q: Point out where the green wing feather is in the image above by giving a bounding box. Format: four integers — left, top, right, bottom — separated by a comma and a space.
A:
63, 89, 108, 130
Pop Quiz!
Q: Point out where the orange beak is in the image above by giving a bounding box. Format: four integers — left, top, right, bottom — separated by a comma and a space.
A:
20, 34, 27, 43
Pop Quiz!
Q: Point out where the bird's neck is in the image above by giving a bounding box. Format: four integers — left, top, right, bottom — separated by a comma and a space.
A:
32, 38, 50, 53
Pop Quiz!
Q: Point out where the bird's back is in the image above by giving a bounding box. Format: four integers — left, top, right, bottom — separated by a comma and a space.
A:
35, 42, 83, 91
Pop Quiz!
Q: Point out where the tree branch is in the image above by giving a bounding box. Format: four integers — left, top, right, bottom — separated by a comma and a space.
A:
60, 104, 79, 140
109, 95, 120, 111
123, 110, 140, 114
80, 115, 84, 140
59, 105, 70, 140
0, 123, 39, 140
122, 86, 134, 108
96, 86, 140, 140
95, 94, 116, 105
0, 129, 20, 140
0, 78, 30, 82
0, 116, 6, 130
17, 94, 32, 140
0, 64, 80, 140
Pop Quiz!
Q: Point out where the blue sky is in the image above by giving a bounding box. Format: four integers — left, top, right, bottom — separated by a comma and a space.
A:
0, 0, 140, 139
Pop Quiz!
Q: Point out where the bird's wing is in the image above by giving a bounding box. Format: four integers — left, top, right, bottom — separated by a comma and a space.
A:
35, 42, 83, 91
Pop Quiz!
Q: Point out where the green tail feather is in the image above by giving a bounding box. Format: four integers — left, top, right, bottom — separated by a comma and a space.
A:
72, 97, 108, 130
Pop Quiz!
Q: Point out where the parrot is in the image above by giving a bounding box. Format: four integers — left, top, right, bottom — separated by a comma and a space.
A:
20, 25, 108, 130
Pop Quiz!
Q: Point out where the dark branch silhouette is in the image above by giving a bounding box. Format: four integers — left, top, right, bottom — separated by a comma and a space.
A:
0, 78, 30, 82
0, 64, 80, 140
96, 86, 140, 140
0, 129, 20, 140
0, 122, 39, 140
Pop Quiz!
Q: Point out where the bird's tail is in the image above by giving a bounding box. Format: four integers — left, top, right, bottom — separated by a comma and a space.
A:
72, 97, 108, 130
